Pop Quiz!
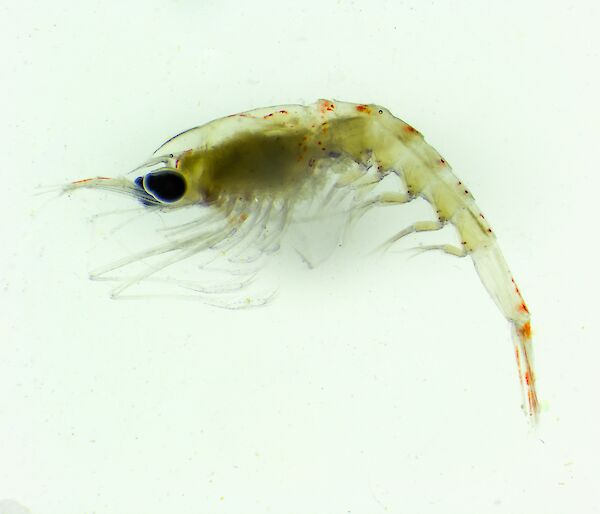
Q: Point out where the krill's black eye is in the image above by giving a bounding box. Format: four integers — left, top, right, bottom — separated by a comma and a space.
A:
143, 171, 187, 203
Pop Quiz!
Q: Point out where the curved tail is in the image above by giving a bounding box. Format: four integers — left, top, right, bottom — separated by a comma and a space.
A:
471, 243, 539, 421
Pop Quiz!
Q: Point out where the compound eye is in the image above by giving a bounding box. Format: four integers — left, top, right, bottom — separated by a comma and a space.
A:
143, 170, 186, 203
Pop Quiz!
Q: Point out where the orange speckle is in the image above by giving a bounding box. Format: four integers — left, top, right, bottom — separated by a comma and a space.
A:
524, 370, 532, 386
264, 110, 288, 119
518, 302, 529, 314
320, 100, 335, 113
404, 125, 418, 134
519, 321, 532, 340
515, 346, 523, 384
528, 390, 538, 414
511, 278, 524, 298
356, 104, 371, 114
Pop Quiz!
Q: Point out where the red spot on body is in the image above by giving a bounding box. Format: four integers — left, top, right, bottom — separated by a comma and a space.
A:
515, 347, 523, 384
239, 213, 248, 222
528, 390, 538, 414
511, 278, 523, 298
404, 125, 418, 133
320, 100, 335, 113
264, 110, 288, 119
519, 321, 532, 340
519, 302, 530, 314
356, 104, 371, 114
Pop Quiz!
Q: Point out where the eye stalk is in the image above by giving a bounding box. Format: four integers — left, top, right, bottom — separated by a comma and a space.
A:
137, 170, 187, 203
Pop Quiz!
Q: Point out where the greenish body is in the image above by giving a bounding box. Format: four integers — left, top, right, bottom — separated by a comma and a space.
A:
180, 129, 316, 201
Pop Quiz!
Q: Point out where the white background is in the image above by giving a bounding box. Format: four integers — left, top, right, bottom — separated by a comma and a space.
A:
2, 1, 599, 513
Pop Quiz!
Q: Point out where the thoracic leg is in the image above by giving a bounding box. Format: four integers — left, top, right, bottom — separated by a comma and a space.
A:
353, 191, 413, 217
347, 191, 413, 231
377, 220, 445, 252
413, 243, 468, 258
